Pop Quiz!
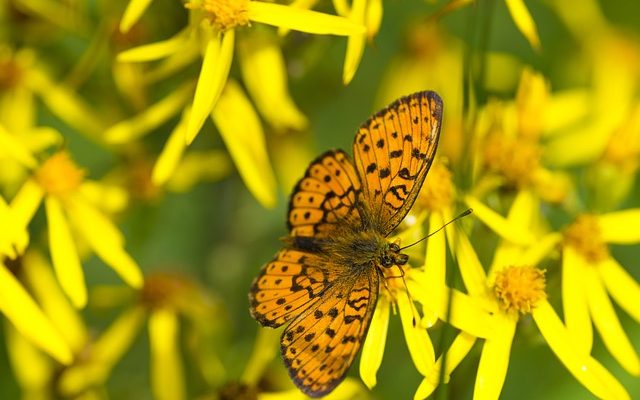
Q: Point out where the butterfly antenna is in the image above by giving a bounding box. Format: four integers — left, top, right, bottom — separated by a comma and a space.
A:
399, 208, 473, 251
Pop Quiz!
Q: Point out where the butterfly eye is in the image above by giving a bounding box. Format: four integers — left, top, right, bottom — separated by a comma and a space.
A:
389, 243, 400, 252
381, 255, 392, 267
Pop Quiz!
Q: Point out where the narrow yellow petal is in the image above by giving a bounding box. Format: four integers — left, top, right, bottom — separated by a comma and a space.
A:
238, 34, 308, 131
186, 30, 235, 145
0, 124, 37, 168
359, 295, 389, 389
504, 0, 541, 50
105, 81, 194, 144
248, 2, 365, 36
0, 196, 29, 258
600, 257, 640, 323
149, 309, 185, 400
365, 0, 382, 39
586, 264, 640, 375
397, 289, 435, 376
342, 0, 366, 85
212, 80, 278, 208
153, 108, 190, 186
332, 0, 349, 16
22, 251, 88, 353
424, 212, 446, 293
78, 181, 129, 215
45, 197, 87, 308
166, 150, 232, 192
0, 262, 73, 364
66, 197, 143, 288
119, 0, 154, 33
533, 300, 630, 400
473, 321, 516, 400
452, 229, 489, 296
598, 209, 640, 243
277, 0, 321, 36
118, 28, 191, 62
5, 324, 52, 392
10, 179, 44, 228
92, 306, 146, 366
241, 327, 280, 385
414, 332, 477, 400
562, 246, 593, 354
465, 195, 534, 245
519, 232, 562, 267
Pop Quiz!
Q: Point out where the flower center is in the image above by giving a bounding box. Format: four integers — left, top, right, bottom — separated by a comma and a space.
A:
416, 162, 454, 212
186, 0, 250, 31
493, 265, 546, 315
483, 134, 541, 188
35, 152, 85, 197
563, 214, 609, 263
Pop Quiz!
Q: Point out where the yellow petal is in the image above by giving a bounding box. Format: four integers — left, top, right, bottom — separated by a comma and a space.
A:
66, 197, 143, 288
519, 232, 562, 267
5, 324, 52, 392
166, 150, 232, 192
186, 29, 235, 145
474, 320, 516, 400
118, 28, 191, 62
562, 245, 592, 354
423, 212, 446, 297
45, 196, 87, 308
598, 209, 640, 243
119, 0, 154, 33
397, 289, 435, 376
10, 178, 44, 228
414, 332, 477, 400
332, 0, 349, 16
92, 305, 146, 366
0, 196, 29, 258
451, 229, 489, 296
0, 124, 37, 168
22, 250, 88, 353
342, 0, 366, 85
248, 1, 365, 36
504, 0, 541, 50
238, 33, 308, 131
0, 262, 73, 364
365, 0, 382, 39
359, 295, 390, 389
78, 181, 129, 215
26, 69, 104, 138
149, 308, 185, 400
212, 80, 278, 208
153, 108, 190, 186
241, 327, 280, 385
600, 257, 640, 324
105, 81, 194, 144
277, 0, 321, 36
532, 300, 630, 400
586, 263, 640, 375
465, 195, 534, 245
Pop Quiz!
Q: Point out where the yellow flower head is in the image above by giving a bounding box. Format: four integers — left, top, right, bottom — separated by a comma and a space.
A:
493, 265, 547, 315
186, 0, 250, 31
416, 161, 454, 213
483, 133, 541, 188
35, 151, 85, 197
563, 214, 609, 263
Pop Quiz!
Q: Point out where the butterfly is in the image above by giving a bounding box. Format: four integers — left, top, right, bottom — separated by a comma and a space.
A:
249, 91, 443, 397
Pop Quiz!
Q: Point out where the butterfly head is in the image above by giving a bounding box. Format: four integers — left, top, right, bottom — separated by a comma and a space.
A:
380, 240, 409, 268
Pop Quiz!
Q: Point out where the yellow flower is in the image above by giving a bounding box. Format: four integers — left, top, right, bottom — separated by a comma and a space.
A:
560, 211, 640, 376
415, 192, 630, 400
117, 0, 365, 145
9, 149, 143, 308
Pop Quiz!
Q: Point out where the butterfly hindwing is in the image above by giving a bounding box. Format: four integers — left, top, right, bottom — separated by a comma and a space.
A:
287, 150, 362, 237
250, 249, 333, 328
353, 91, 443, 235
281, 269, 379, 397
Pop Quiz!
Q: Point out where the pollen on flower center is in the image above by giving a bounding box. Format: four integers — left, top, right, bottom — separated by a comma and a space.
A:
35, 151, 85, 197
483, 134, 541, 187
563, 214, 609, 263
186, 0, 250, 31
416, 162, 454, 212
493, 265, 546, 315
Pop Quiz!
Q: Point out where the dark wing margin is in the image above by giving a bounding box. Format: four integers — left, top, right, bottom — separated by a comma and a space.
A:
280, 269, 379, 397
287, 149, 362, 237
353, 91, 443, 236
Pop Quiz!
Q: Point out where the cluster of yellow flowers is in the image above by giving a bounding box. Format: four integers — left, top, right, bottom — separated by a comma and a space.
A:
0, 0, 638, 399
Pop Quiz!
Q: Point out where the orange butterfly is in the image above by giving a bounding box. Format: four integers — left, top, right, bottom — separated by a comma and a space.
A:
249, 91, 443, 397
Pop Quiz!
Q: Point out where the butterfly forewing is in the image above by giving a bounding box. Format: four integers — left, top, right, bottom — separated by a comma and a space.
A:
250, 249, 333, 328
281, 270, 379, 397
353, 91, 443, 235
287, 150, 362, 237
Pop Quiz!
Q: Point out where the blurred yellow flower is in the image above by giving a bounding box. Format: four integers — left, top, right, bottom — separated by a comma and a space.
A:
9, 149, 143, 308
